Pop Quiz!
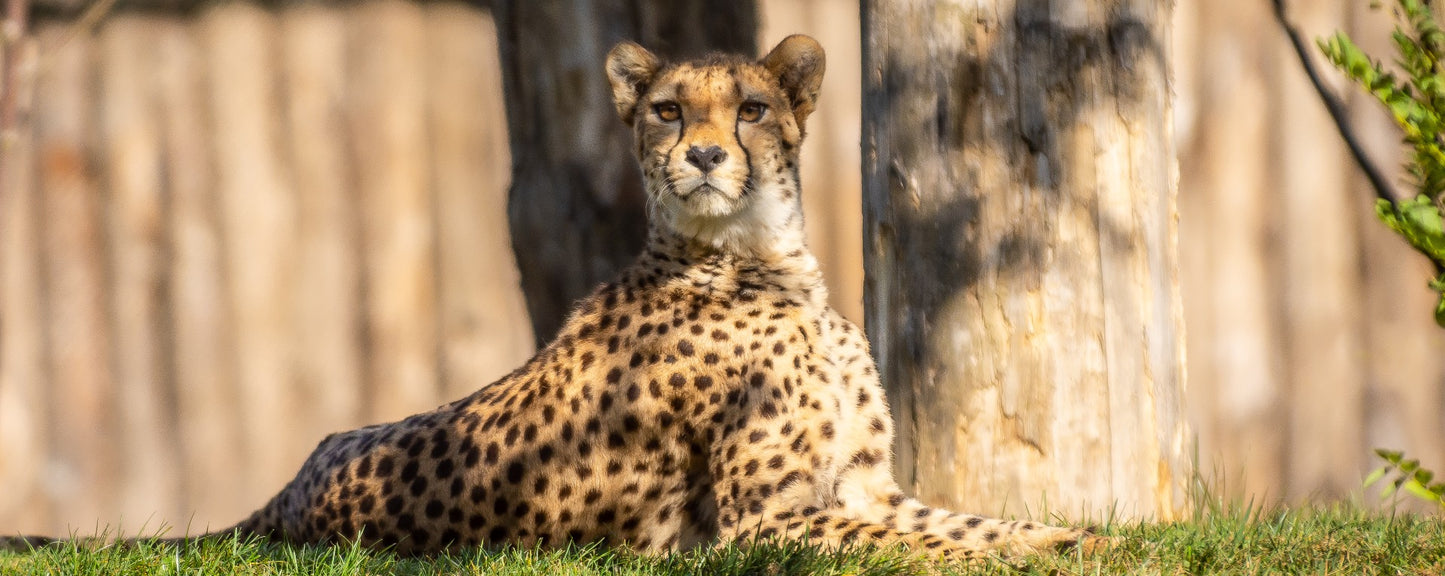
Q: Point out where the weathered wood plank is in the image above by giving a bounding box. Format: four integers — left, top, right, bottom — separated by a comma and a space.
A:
1177, 0, 1285, 501
758, 0, 865, 324
156, 16, 247, 529
349, 0, 439, 422
99, 13, 186, 529
1276, 0, 1366, 502
424, 1, 533, 400
34, 26, 121, 533
201, 2, 301, 506
30, 0, 491, 19
1099, 0, 1187, 515
280, 3, 364, 443
0, 28, 50, 533
1172, 0, 1219, 496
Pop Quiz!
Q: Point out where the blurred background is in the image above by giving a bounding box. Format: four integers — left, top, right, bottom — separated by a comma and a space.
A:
0, 0, 1442, 536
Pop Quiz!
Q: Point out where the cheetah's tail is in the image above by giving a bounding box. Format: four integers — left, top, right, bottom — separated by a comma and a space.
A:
0, 524, 270, 554
223, 505, 280, 540
0, 535, 54, 552
0, 505, 283, 554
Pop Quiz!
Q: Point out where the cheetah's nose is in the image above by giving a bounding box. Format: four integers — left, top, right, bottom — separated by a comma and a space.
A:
685, 145, 728, 173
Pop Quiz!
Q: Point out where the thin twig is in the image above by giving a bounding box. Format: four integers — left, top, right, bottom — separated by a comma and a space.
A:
57, 0, 117, 51
1272, 0, 1401, 206
27, 0, 119, 79
1273, 0, 1445, 278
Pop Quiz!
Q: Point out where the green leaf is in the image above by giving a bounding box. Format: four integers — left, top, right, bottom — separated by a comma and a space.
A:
1377, 448, 1405, 463
1401, 197, 1445, 236
1436, 293, 1445, 328
1365, 466, 1389, 488
1377, 196, 1445, 263
1403, 479, 1443, 502
1326, 4, 1445, 329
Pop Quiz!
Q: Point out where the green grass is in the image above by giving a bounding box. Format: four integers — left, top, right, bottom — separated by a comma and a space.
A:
2, 505, 1442, 575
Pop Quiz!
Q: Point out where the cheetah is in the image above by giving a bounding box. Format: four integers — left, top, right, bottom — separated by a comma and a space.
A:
4, 35, 1102, 560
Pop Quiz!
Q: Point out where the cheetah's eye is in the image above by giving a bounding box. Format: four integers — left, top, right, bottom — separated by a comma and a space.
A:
738, 102, 767, 123
653, 102, 681, 122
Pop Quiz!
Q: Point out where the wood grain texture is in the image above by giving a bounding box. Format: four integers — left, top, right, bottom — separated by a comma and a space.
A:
1275, 0, 1366, 502
861, 0, 1187, 520
1175, 0, 1285, 501
100, 14, 187, 528
156, 16, 247, 529
34, 27, 121, 533
3, 0, 1442, 537
202, 3, 302, 507
281, 3, 364, 448
759, 0, 865, 324
349, 0, 440, 423
0, 29, 50, 532
425, 2, 535, 400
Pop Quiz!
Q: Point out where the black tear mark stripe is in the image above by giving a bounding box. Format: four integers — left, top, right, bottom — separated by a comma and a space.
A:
665, 111, 686, 171
735, 109, 754, 195
672, 81, 687, 150
728, 74, 757, 193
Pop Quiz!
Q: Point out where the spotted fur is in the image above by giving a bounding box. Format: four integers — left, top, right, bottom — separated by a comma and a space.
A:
212, 35, 1103, 560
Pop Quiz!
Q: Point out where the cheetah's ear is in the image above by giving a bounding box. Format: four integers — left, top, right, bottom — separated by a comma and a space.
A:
606, 41, 662, 125
761, 35, 826, 129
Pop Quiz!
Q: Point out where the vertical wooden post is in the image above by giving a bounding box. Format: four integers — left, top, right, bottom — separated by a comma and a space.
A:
281, 3, 364, 446
99, 14, 184, 529
493, 0, 758, 345
1175, 0, 1285, 500
0, 17, 48, 532
157, 16, 247, 528
35, 27, 121, 532
425, 1, 535, 399
862, 0, 1188, 520
758, 0, 865, 323
202, 3, 299, 506
0, 0, 27, 159
1275, 0, 1366, 501
348, 0, 438, 422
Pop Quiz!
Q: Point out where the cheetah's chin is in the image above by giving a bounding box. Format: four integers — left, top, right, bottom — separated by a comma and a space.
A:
666, 188, 745, 220
681, 183, 723, 196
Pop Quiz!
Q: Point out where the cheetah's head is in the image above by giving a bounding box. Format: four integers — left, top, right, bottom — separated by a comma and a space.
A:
606, 35, 825, 254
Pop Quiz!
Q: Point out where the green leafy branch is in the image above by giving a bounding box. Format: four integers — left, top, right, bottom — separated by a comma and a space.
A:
1364, 449, 1445, 509
1276, 0, 1445, 327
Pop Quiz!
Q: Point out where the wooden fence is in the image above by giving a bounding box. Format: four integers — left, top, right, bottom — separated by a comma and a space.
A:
1175, 0, 1445, 506
0, 0, 1441, 536
0, 0, 538, 534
